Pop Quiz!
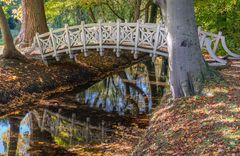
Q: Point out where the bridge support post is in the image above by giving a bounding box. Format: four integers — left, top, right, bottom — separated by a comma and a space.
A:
35, 33, 48, 65
134, 20, 140, 59
49, 28, 60, 61
153, 25, 161, 62
81, 21, 88, 57
116, 19, 121, 57
98, 20, 104, 56
65, 24, 74, 59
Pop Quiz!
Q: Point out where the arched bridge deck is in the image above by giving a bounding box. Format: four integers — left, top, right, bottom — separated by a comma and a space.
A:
34, 20, 240, 65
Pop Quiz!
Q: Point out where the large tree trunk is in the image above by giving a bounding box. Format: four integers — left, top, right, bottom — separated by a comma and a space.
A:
0, 4, 24, 59
15, 0, 48, 47
8, 117, 21, 156
157, 0, 209, 98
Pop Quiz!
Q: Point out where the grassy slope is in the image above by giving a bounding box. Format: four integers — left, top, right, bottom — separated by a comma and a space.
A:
134, 66, 240, 155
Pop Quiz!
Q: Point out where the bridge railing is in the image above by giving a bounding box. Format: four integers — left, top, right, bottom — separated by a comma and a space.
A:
35, 20, 168, 62
34, 20, 239, 66
198, 27, 240, 65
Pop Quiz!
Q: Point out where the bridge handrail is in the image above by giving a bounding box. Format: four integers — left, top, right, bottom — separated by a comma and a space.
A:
198, 27, 240, 65
35, 20, 168, 62
34, 20, 239, 66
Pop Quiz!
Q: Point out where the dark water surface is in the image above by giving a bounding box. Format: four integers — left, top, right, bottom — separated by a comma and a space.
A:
0, 59, 166, 155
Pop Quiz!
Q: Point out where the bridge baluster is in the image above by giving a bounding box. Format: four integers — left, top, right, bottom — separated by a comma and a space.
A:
98, 20, 104, 56
153, 24, 161, 62
65, 24, 74, 59
81, 21, 88, 57
35, 33, 47, 64
49, 28, 60, 61
116, 19, 121, 57
134, 20, 140, 59
213, 31, 222, 53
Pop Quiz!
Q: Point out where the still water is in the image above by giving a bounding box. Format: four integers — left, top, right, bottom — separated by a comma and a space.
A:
0, 60, 166, 155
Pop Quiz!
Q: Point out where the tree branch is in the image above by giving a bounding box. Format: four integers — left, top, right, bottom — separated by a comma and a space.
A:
104, 1, 125, 21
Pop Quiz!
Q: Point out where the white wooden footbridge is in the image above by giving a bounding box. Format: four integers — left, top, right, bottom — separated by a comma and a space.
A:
33, 20, 240, 65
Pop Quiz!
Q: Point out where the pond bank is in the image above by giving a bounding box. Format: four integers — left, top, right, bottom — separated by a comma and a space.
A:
133, 65, 240, 155
0, 50, 148, 107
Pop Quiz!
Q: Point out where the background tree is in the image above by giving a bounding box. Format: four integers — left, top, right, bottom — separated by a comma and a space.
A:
8, 117, 21, 156
15, 0, 48, 47
195, 0, 240, 54
0, 3, 24, 59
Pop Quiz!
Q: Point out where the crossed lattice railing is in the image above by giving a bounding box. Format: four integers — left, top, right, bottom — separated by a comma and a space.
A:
35, 20, 168, 63
34, 20, 240, 65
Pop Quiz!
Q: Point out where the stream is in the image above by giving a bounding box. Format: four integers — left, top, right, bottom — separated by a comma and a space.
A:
0, 58, 166, 155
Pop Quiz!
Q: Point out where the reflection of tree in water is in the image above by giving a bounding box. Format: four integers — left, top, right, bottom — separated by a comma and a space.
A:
0, 112, 72, 156
8, 117, 21, 156
79, 58, 168, 116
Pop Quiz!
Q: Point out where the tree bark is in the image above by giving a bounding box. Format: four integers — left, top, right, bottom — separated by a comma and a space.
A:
15, 0, 48, 47
134, 0, 142, 22
0, 4, 25, 59
89, 7, 97, 23
156, 0, 208, 98
159, 58, 168, 96
144, 1, 150, 23
149, 3, 158, 23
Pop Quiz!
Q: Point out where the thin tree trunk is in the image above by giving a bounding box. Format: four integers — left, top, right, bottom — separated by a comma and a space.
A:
157, 0, 208, 98
158, 58, 168, 96
144, 2, 150, 22
15, 0, 48, 47
134, 0, 142, 22
0, 4, 25, 59
149, 3, 158, 23
143, 60, 157, 98
89, 7, 97, 23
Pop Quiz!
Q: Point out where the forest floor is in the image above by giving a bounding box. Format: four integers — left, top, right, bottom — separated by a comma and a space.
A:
133, 62, 240, 155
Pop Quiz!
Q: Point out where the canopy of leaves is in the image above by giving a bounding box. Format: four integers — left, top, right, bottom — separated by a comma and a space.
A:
195, 0, 240, 53
45, 0, 139, 27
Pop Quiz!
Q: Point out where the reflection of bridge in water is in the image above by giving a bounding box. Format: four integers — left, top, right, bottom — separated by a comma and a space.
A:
30, 109, 114, 145
33, 20, 240, 65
